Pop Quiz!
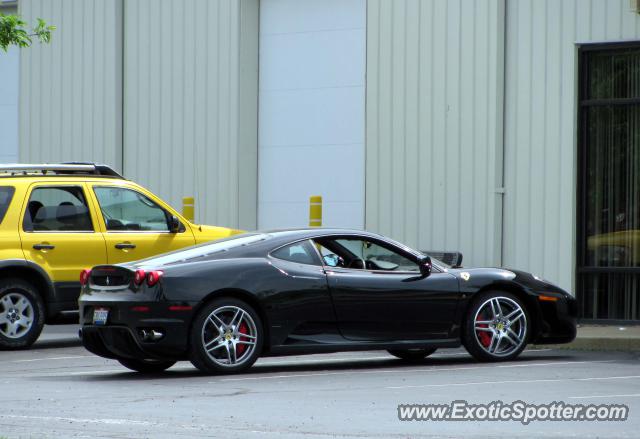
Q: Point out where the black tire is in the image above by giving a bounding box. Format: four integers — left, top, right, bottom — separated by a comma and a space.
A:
462, 290, 529, 362
189, 297, 263, 374
0, 278, 45, 350
388, 348, 437, 362
117, 358, 176, 373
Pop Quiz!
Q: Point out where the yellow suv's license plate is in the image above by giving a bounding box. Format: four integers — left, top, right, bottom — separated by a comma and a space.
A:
93, 308, 109, 326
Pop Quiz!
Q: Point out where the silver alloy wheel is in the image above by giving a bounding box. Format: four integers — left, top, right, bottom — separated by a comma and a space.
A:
0, 292, 35, 339
473, 296, 527, 357
201, 305, 258, 367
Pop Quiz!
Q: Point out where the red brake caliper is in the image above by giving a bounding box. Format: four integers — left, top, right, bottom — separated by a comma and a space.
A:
477, 311, 492, 347
236, 322, 249, 356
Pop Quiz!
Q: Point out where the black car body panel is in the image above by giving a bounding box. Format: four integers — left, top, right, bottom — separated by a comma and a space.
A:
79, 229, 577, 362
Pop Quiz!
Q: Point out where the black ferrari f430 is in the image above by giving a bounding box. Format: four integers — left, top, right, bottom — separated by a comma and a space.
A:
78, 229, 577, 374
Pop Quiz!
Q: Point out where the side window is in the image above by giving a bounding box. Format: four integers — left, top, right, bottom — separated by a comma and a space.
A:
317, 238, 419, 272
94, 187, 170, 232
0, 186, 15, 224
271, 240, 321, 266
358, 240, 419, 272
24, 186, 93, 232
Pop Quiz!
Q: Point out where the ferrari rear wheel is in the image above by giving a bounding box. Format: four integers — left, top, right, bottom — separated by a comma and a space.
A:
387, 348, 437, 361
463, 291, 529, 362
189, 297, 263, 374
117, 358, 176, 373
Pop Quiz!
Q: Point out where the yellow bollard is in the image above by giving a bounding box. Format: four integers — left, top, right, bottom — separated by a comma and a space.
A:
182, 196, 195, 221
309, 195, 322, 227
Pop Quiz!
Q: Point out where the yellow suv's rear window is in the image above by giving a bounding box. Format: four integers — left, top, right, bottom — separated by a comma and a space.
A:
0, 186, 15, 224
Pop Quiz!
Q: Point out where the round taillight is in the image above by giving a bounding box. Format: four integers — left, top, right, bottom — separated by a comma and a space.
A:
146, 270, 163, 287
79, 269, 92, 286
133, 269, 146, 286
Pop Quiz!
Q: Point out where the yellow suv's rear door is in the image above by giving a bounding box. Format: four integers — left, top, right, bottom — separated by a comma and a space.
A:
19, 183, 108, 304
87, 183, 196, 264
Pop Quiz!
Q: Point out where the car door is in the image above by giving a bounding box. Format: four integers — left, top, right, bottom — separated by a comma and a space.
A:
88, 184, 196, 264
314, 236, 460, 342
19, 183, 108, 305
266, 240, 339, 346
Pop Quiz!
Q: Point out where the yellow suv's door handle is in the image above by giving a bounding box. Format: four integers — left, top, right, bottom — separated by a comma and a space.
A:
33, 243, 55, 250
115, 242, 136, 250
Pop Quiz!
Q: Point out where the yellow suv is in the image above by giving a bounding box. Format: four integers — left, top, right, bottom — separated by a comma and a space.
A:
0, 163, 242, 349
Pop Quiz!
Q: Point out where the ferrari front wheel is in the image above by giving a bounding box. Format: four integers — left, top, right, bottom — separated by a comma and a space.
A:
463, 291, 529, 362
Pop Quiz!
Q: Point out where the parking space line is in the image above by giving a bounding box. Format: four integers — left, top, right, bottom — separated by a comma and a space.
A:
10, 355, 95, 363
569, 393, 640, 400
217, 360, 614, 383
257, 355, 393, 366
0, 414, 155, 427
386, 375, 640, 390
497, 360, 614, 368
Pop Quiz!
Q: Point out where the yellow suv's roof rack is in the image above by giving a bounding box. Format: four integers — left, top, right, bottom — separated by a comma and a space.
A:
0, 163, 124, 179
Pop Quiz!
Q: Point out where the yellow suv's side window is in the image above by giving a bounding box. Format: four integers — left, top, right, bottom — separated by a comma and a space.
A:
93, 187, 171, 232
23, 186, 93, 232
0, 186, 15, 224
91, 185, 195, 264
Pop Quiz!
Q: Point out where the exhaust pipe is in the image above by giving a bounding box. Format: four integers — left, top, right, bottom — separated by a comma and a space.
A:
140, 329, 164, 342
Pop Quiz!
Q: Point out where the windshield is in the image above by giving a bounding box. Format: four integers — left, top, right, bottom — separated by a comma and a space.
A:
135, 233, 270, 266
427, 256, 451, 271
381, 235, 451, 270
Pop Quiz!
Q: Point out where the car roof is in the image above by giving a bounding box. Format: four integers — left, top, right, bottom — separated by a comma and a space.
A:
258, 228, 385, 240
0, 163, 125, 181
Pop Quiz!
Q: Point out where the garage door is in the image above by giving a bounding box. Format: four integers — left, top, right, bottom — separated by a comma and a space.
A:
258, 0, 366, 229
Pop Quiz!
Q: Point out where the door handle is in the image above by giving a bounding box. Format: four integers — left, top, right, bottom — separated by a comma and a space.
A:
33, 243, 55, 250
115, 242, 136, 250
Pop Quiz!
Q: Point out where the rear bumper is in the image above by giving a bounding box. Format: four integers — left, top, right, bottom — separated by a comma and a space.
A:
79, 298, 194, 361
80, 323, 189, 361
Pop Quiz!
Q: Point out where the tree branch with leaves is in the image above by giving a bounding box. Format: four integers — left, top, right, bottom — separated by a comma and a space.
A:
0, 13, 55, 52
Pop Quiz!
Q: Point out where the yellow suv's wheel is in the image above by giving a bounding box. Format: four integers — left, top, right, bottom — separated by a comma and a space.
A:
0, 279, 45, 349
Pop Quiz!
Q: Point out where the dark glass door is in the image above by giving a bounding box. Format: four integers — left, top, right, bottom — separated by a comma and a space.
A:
577, 43, 640, 321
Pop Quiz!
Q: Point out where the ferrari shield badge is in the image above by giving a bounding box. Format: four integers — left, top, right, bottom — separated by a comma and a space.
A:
460, 272, 471, 282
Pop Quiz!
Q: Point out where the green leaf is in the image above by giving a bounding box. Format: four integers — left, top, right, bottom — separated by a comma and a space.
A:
0, 13, 55, 52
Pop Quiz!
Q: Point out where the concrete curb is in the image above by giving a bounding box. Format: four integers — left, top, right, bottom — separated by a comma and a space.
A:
532, 325, 640, 352
532, 339, 640, 352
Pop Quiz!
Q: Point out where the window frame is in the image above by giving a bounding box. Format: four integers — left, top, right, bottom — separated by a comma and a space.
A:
22, 184, 96, 233
92, 185, 183, 234
313, 235, 434, 275
0, 186, 15, 225
576, 41, 640, 322
269, 239, 323, 267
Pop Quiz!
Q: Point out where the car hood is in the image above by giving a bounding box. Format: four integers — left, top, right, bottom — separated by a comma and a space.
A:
191, 223, 245, 244
447, 266, 570, 296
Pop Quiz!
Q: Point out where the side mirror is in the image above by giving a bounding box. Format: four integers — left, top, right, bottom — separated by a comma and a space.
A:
419, 256, 432, 277
169, 215, 181, 233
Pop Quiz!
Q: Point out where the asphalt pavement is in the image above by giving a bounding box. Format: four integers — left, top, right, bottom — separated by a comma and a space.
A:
0, 325, 639, 438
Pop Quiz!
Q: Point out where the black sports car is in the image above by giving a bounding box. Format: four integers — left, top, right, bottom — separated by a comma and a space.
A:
78, 229, 577, 374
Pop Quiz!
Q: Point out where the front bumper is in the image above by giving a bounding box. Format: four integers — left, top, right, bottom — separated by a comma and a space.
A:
79, 299, 194, 361
532, 294, 578, 344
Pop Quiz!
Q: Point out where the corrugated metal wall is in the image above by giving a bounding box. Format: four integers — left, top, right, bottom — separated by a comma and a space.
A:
123, 0, 259, 230
503, 0, 640, 291
365, 0, 505, 267
0, 3, 20, 164
19, 0, 258, 230
18, 0, 123, 168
